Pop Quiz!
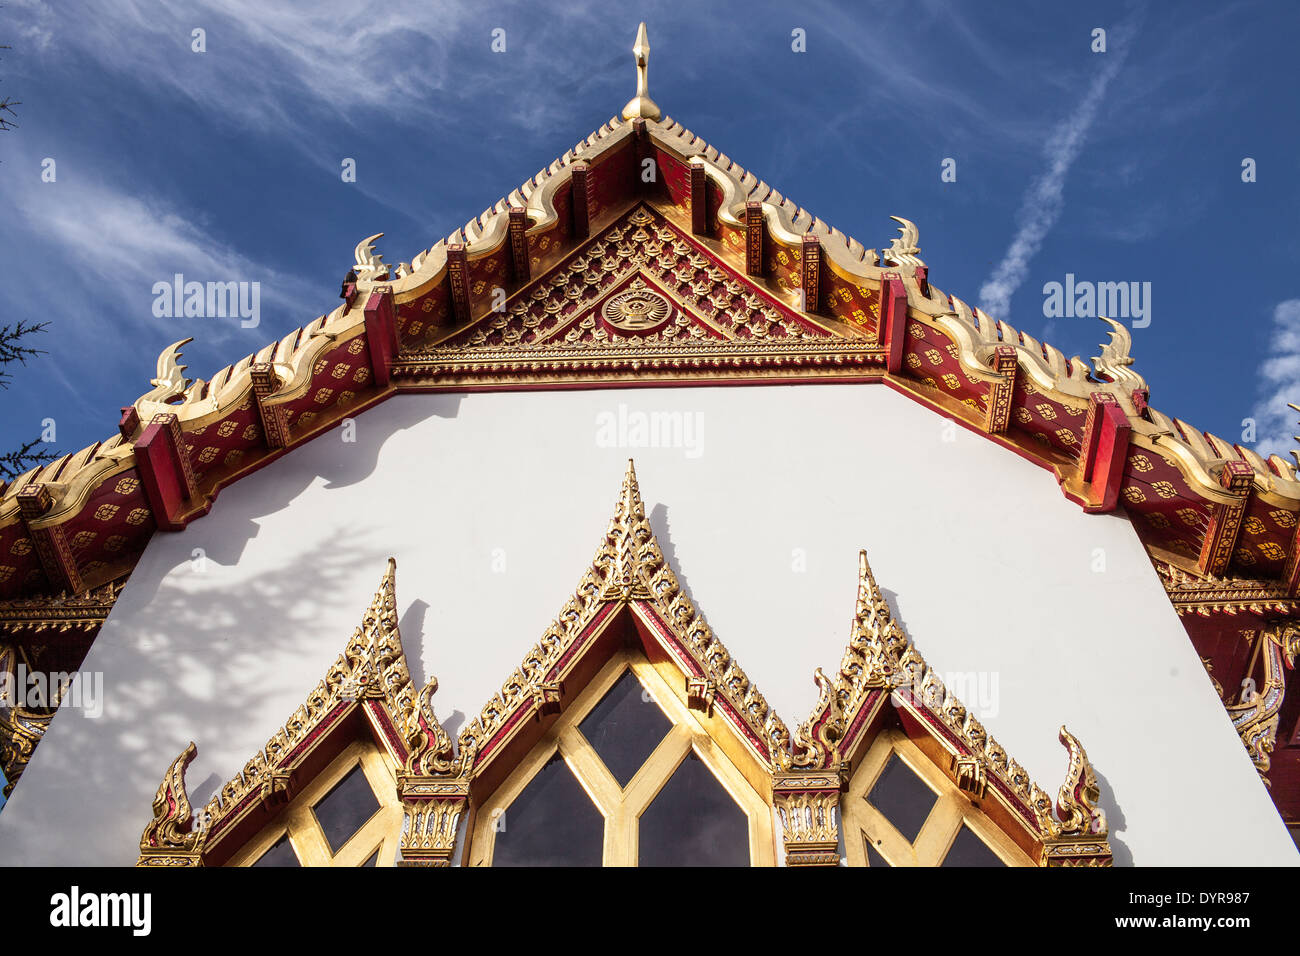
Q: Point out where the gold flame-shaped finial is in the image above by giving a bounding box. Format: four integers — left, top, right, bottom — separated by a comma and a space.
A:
621, 22, 661, 121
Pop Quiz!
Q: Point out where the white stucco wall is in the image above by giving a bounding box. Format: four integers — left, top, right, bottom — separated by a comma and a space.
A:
0, 384, 1292, 865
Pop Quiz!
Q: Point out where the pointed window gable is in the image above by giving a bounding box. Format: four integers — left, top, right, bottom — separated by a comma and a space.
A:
136, 463, 1112, 868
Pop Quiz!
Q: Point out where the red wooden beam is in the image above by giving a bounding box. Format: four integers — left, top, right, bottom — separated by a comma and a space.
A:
118, 406, 140, 441
745, 201, 764, 277
136, 412, 197, 532
571, 161, 591, 240
1077, 392, 1130, 513
508, 206, 530, 284
800, 235, 821, 314
363, 289, 398, 390
16, 483, 82, 593
1198, 460, 1255, 576
984, 345, 1017, 434
446, 243, 470, 326
878, 273, 907, 375
690, 158, 708, 236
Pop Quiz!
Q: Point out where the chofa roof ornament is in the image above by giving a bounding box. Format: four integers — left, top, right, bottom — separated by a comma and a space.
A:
621, 22, 661, 122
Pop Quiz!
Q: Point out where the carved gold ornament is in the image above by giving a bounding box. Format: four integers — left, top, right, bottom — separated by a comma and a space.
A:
601, 282, 672, 333
1226, 626, 1300, 783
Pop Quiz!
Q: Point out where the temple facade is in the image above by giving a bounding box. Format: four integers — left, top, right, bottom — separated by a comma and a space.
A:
0, 25, 1296, 867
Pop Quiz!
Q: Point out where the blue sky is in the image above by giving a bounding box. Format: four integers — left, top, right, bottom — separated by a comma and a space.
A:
1, 0, 1298, 466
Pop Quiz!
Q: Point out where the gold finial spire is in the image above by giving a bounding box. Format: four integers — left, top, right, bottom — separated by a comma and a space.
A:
621, 22, 661, 121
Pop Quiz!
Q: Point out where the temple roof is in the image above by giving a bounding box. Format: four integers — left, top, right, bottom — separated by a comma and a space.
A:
3, 22, 1299, 811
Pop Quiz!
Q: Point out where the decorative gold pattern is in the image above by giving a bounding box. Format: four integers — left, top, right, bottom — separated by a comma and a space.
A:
1039, 727, 1107, 840
773, 771, 842, 866
1157, 562, 1300, 617
0, 577, 126, 636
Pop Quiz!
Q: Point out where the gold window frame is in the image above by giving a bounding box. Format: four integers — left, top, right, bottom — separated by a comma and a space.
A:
226, 739, 403, 868
468, 647, 775, 866
842, 727, 1032, 867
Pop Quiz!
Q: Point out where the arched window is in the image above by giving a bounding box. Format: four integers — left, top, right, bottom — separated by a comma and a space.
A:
841, 728, 1031, 866
469, 647, 773, 866
227, 740, 403, 867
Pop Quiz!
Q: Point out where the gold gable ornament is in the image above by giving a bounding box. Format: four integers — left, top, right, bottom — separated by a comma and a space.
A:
779, 549, 1115, 866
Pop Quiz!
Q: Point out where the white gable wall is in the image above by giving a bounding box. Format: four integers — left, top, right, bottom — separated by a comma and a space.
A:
0, 384, 1291, 865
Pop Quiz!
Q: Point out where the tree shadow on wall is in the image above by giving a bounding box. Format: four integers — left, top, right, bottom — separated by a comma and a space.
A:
1, 525, 392, 865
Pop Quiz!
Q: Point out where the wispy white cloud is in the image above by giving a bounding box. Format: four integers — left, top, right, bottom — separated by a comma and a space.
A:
0, 145, 320, 345
1252, 299, 1300, 462
978, 9, 1144, 321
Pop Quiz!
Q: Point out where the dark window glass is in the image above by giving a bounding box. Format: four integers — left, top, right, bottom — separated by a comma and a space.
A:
638, 752, 748, 866
251, 834, 299, 867
942, 825, 1006, 867
312, 764, 381, 854
866, 754, 936, 844
863, 832, 891, 867
360, 849, 380, 867
579, 670, 672, 787
493, 753, 604, 866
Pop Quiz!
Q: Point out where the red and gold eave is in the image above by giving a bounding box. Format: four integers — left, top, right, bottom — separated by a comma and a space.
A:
4, 111, 1300, 820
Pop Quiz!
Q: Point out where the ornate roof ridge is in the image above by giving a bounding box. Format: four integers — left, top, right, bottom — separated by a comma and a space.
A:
6, 96, 1293, 534
247, 109, 1300, 505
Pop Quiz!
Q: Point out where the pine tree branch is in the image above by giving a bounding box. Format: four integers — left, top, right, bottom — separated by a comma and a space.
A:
0, 437, 59, 482
0, 320, 48, 388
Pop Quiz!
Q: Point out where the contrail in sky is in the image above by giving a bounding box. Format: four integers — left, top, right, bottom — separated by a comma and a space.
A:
978, 9, 1144, 321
